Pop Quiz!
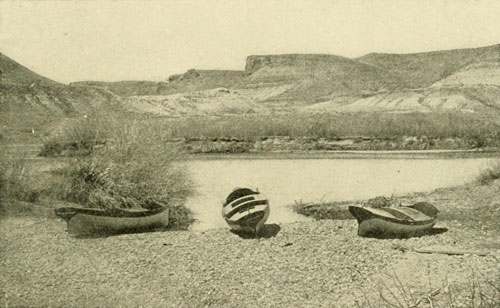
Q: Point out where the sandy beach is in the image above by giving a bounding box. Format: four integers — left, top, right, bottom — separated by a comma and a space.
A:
2, 215, 499, 308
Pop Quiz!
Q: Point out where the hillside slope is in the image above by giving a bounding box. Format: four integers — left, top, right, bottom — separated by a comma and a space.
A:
357, 44, 500, 88
302, 86, 500, 114
70, 80, 170, 97
0, 53, 60, 87
432, 50, 500, 87
243, 54, 401, 101
3, 43, 500, 141
124, 87, 272, 117
0, 52, 124, 142
72, 70, 248, 97
72, 44, 500, 107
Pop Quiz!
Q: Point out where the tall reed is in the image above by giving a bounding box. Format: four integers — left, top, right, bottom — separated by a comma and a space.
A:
0, 146, 40, 215
48, 114, 195, 229
151, 112, 500, 141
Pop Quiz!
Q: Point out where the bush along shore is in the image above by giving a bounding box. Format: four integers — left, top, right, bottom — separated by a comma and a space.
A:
39, 135, 499, 157
1, 115, 195, 230
172, 135, 499, 154
37, 111, 500, 156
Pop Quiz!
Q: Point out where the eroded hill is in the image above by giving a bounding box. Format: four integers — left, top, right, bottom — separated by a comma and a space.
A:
2, 44, 500, 142
0, 52, 126, 142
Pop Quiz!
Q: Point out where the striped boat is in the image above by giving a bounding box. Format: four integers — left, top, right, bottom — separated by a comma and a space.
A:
348, 202, 439, 238
222, 188, 270, 234
55, 206, 169, 236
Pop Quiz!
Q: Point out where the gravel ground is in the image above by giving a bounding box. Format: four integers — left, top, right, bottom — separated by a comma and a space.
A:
1, 218, 499, 308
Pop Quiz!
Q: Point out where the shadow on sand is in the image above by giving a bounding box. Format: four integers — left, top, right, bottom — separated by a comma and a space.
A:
230, 223, 281, 239
361, 227, 448, 239
71, 227, 169, 239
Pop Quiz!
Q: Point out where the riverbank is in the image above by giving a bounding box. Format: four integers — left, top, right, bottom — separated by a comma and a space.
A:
174, 136, 500, 155
9, 146, 500, 162
294, 177, 500, 232
2, 144, 500, 307
2, 179, 500, 307
1, 216, 499, 308
33, 136, 500, 158
185, 148, 500, 160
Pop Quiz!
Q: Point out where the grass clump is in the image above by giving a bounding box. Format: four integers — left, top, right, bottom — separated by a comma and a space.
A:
364, 195, 401, 208
293, 200, 354, 220
0, 147, 40, 215
39, 115, 111, 157
477, 160, 500, 185
293, 195, 400, 220
50, 116, 195, 230
356, 269, 500, 308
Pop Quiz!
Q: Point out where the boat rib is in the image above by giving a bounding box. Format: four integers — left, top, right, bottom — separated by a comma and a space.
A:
222, 188, 270, 234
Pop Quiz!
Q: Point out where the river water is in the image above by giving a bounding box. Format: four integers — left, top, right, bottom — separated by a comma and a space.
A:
184, 157, 496, 230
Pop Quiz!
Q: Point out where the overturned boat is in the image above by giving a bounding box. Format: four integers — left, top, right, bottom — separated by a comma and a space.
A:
349, 202, 439, 238
55, 206, 169, 236
222, 188, 270, 235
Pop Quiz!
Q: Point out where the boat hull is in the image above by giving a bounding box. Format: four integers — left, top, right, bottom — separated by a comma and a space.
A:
349, 205, 437, 238
226, 208, 270, 234
357, 217, 436, 238
56, 207, 169, 235
222, 188, 270, 235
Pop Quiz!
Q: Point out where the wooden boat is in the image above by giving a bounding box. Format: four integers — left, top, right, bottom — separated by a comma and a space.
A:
55, 206, 169, 236
348, 202, 439, 238
222, 188, 270, 234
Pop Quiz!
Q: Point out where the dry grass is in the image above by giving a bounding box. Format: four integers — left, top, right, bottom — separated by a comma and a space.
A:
41, 114, 195, 229
39, 114, 113, 156
293, 200, 354, 220
293, 195, 401, 220
152, 112, 500, 143
355, 269, 500, 308
0, 147, 41, 215
477, 160, 500, 185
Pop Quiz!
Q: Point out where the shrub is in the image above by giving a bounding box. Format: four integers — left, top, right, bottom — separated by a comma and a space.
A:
0, 147, 40, 215
38, 140, 65, 157
364, 195, 401, 208
293, 200, 353, 220
150, 112, 500, 141
167, 203, 195, 230
477, 160, 500, 185
0, 152, 5, 211
39, 114, 112, 157
49, 118, 195, 230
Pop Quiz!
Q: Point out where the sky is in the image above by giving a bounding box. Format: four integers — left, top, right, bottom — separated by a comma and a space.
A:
1, 0, 500, 83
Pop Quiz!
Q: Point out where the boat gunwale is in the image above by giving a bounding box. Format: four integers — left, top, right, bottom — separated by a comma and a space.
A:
55, 206, 167, 220
348, 205, 435, 226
